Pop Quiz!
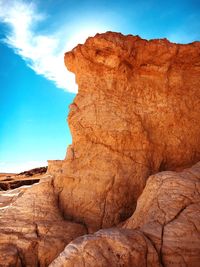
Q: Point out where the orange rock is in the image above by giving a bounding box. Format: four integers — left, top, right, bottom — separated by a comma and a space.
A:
52, 32, 200, 232
0, 32, 200, 266
50, 162, 200, 267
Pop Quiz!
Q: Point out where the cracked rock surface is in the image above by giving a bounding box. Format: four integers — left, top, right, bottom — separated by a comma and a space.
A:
50, 228, 161, 267
0, 32, 200, 266
50, 162, 200, 267
0, 177, 86, 266
52, 31, 200, 232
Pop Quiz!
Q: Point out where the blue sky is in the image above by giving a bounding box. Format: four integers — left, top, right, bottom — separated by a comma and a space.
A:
0, 0, 199, 172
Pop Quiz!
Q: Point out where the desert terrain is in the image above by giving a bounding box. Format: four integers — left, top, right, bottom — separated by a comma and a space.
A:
0, 32, 199, 267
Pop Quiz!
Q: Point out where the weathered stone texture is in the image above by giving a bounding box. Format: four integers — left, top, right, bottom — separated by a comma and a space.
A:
0, 32, 200, 266
50, 162, 200, 267
0, 177, 86, 266
53, 32, 200, 231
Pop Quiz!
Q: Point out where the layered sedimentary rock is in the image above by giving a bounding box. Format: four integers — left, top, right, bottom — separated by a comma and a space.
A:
52, 32, 200, 232
0, 167, 47, 190
50, 162, 200, 267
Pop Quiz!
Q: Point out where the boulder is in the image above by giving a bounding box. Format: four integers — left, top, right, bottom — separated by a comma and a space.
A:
50, 228, 161, 267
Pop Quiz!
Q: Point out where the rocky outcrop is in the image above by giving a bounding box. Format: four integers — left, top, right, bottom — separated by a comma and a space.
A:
52, 32, 200, 232
0, 176, 87, 266
0, 167, 47, 191
0, 32, 199, 266
50, 162, 200, 267
0, 178, 40, 190
17, 166, 47, 176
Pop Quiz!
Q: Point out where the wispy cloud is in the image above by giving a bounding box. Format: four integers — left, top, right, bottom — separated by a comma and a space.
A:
0, 0, 107, 93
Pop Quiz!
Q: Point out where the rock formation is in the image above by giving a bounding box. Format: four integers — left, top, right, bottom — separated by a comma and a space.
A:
52, 32, 200, 232
0, 167, 47, 190
0, 32, 200, 266
50, 228, 162, 267
50, 162, 200, 267
0, 176, 86, 266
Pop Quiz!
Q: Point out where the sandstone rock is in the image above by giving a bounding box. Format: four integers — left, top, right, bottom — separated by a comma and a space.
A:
50, 228, 161, 267
47, 160, 63, 176
0, 32, 199, 266
17, 166, 47, 176
0, 245, 22, 267
0, 167, 47, 191
52, 32, 200, 231
50, 162, 200, 267
0, 177, 87, 266
0, 178, 40, 190
123, 161, 200, 266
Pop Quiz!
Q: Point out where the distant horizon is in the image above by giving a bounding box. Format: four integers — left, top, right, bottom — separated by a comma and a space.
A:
0, 0, 200, 173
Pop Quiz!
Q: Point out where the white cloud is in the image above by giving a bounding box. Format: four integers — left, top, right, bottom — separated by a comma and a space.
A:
0, 160, 47, 173
0, 0, 107, 93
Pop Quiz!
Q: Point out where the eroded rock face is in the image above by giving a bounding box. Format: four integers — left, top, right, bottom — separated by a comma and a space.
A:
0, 176, 87, 266
0, 32, 199, 266
53, 32, 200, 231
50, 162, 200, 267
